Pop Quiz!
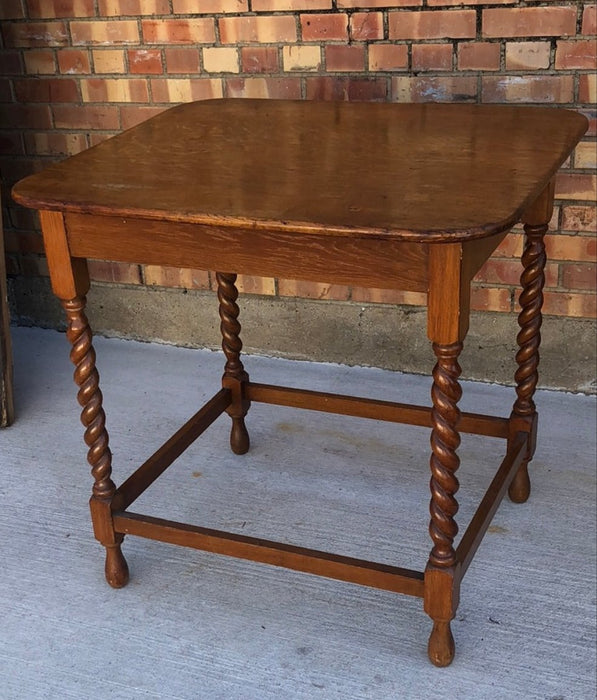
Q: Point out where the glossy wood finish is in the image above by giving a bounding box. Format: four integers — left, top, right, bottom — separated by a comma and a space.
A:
11, 99, 587, 667
13, 100, 586, 242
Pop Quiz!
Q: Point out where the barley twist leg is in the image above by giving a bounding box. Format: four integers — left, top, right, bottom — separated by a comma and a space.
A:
425, 341, 463, 667
509, 223, 546, 503
216, 272, 250, 455
63, 297, 129, 588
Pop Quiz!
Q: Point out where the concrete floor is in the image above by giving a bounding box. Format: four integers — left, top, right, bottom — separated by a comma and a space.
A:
1, 326, 595, 699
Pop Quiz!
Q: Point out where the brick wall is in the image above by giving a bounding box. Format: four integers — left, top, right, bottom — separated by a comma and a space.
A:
1, 1, 595, 320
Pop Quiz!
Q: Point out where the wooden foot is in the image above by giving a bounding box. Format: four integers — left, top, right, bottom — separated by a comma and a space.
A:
216, 272, 251, 455
230, 416, 250, 455
104, 540, 129, 588
508, 463, 530, 503
428, 621, 455, 667
508, 221, 547, 504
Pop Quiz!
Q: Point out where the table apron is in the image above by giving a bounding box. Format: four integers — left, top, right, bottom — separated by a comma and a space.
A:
64, 213, 429, 292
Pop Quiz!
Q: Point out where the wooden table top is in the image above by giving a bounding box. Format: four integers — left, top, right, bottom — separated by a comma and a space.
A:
13, 99, 587, 243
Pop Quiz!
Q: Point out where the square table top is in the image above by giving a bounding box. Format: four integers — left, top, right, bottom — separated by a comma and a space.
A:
13, 99, 587, 243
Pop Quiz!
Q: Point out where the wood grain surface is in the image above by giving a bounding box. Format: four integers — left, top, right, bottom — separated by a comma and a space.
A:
12, 100, 587, 242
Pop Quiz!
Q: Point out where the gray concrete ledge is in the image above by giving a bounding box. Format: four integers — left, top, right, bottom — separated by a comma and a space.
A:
9, 275, 596, 394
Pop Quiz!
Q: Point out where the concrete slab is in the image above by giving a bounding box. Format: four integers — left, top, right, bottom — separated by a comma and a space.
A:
1, 327, 595, 699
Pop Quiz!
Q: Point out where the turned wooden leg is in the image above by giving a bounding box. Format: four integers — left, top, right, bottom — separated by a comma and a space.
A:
63, 296, 129, 588
216, 272, 250, 455
508, 222, 547, 503
424, 341, 463, 667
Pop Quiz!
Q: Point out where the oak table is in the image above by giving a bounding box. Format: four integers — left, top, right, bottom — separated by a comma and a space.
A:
12, 99, 587, 666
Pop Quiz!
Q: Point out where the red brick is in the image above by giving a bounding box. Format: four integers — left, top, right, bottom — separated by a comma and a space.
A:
0, 104, 53, 130
0, 51, 23, 75
52, 104, 120, 130
3, 22, 69, 47
150, 78, 223, 102
389, 10, 476, 40
0, 0, 25, 19
326, 45, 365, 72
575, 141, 597, 169
120, 105, 167, 129
282, 45, 321, 71
99, 0, 170, 14
165, 48, 201, 74
458, 42, 501, 71
351, 288, 426, 306
173, 0, 248, 11
24, 49, 57, 75
368, 44, 408, 71
278, 279, 349, 301
88, 261, 142, 285
482, 7, 577, 39
350, 12, 384, 41
301, 13, 348, 41
225, 77, 301, 99
253, 0, 327, 9
505, 41, 550, 70
555, 40, 597, 70
495, 232, 523, 259
57, 49, 91, 74
203, 47, 239, 73
305, 76, 387, 101
241, 47, 279, 74
555, 173, 597, 201
81, 78, 149, 102
475, 258, 558, 287
338, 0, 422, 6
143, 19, 215, 44
71, 20, 140, 45
24, 131, 88, 156
428, 0, 514, 4
412, 44, 453, 72
220, 16, 296, 43
561, 263, 596, 290
470, 286, 512, 312
93, 49, 126, 74
143, 265, 210, 289
545, 234, 596, 262
27, 0, 95, 17
235, 275, 275, 295
582, 4, 596, 35
561, 205, 597, 233
541, 291, 596, 318
482, 75, 574, 104
128, 49, 164, 74
14, 77, 80, 103
392, 75, 477, 102
579, 73, 596, 104
87, 132, 119, 147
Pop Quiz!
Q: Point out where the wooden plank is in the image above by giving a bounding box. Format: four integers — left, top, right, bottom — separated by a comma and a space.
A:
247, 382, 509, 438
456, 433, 527, 576
64, 213, 429, 292
113, 388, 231, 511
113, 511, 425, 597
0, 192, 14, 427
